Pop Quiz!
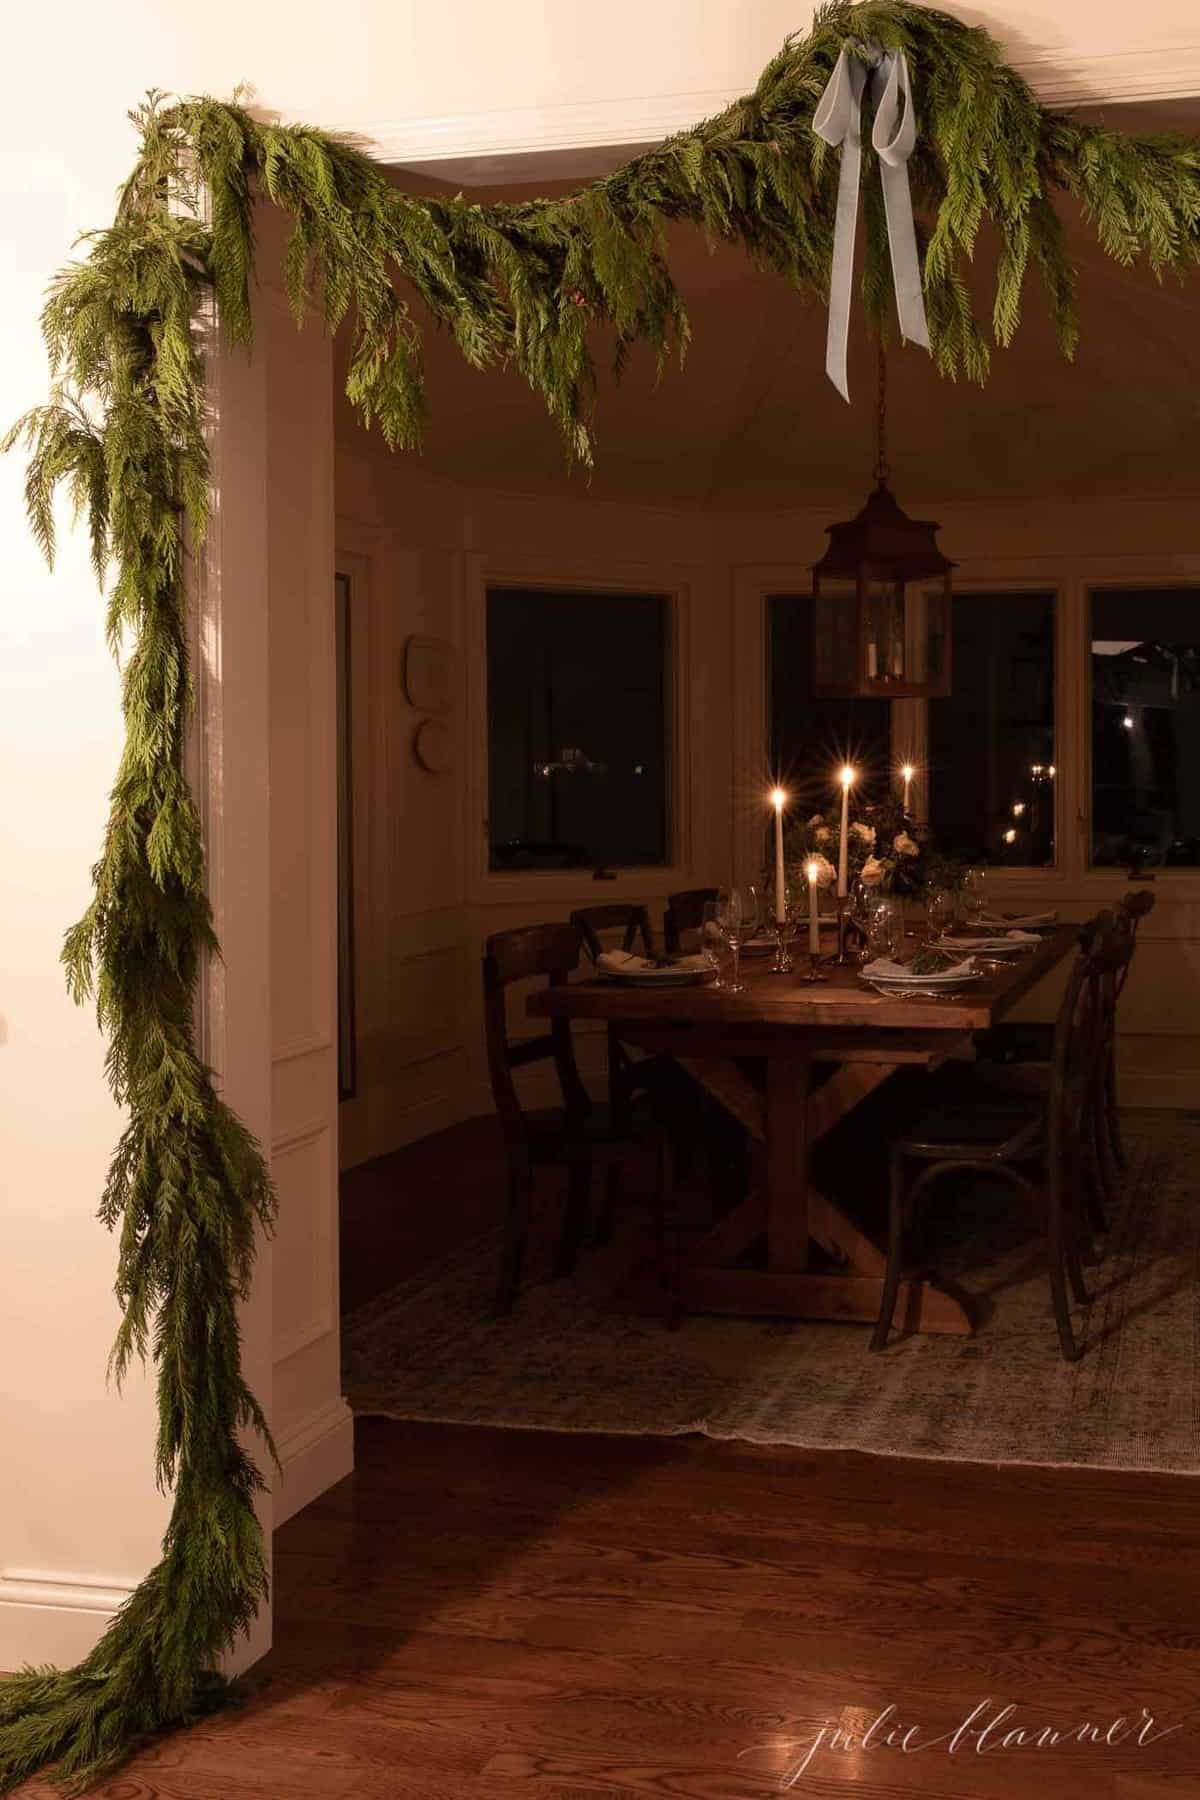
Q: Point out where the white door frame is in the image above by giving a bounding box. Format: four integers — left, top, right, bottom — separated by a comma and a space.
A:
193, 47, 1200, 1668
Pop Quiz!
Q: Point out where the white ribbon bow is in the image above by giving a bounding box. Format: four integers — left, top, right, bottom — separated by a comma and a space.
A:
813, 43, 930, 401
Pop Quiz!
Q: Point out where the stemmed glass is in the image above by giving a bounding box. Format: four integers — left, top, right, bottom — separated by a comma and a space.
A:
771, 880, 802, 973
715, 887, 749, 993
700, 899, 726, 987
961, 866, 988, 927
925, 884, 957, 944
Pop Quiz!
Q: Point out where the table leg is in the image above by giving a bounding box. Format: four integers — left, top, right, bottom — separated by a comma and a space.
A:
766, 1053, 811, 1273
676, 1050, 973, 1336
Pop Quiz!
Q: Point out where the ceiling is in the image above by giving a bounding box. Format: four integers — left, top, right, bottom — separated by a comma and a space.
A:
334, 100, 1200, 512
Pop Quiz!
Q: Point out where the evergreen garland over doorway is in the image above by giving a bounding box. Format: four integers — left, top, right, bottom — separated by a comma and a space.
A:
3, 1, 1199, 1788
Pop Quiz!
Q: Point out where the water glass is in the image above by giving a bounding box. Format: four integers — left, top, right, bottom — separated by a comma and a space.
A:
716, 887, 748, 993
926, 884, 956, 941
961, 866, 988, 924
700, 900, 728, 986
867, 896, 905, 960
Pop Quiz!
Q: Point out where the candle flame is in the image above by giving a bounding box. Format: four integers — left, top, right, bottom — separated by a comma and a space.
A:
839, 764, 855, 790
805, 859, 821, 883
900, 763, 915, 782
770, 786, 787, 810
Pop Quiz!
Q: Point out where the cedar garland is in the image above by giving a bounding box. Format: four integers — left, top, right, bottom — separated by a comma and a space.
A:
4, 3, 1200, 1789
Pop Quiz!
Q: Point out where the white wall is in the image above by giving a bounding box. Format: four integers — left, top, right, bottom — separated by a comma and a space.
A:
4, 0, 1200, 1671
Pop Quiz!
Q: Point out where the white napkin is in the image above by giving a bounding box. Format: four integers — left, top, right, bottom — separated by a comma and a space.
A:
976, 911, 1057, 929
862, 954, 976, 982
596, 950, 709, 975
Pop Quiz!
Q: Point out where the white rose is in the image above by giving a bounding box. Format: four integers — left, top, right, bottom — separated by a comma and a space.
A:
814, 826, 832, 844
894, 832, 919, 857
808, 813, 826, 828
860, 855, 886, 887
812, 853, 836, 887
851, 821, 876, 844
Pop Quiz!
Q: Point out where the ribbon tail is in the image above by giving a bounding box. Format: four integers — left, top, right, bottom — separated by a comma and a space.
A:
813, 49, 867, 402
880, 161, 930, 349
872, 51, 930, 352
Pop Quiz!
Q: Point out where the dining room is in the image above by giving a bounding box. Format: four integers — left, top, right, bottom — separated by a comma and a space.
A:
334, 92, 1200, 1435
265, 76, 1200, 1797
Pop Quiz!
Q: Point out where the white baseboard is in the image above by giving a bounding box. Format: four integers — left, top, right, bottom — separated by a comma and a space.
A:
272, 1394, 355, 1527
0, 1568, 139, 1669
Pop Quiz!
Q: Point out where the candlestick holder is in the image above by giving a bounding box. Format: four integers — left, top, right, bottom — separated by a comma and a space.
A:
797, 950, 827, 984
833, 894, 855, 965
770, 925, 794, 974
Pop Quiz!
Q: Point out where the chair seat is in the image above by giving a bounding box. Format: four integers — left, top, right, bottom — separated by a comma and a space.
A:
524, 1104, 661, 1165
897, 1102, 1043, 1161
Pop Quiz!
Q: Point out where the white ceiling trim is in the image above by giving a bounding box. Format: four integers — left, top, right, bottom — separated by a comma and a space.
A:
327, 42, 1200, 179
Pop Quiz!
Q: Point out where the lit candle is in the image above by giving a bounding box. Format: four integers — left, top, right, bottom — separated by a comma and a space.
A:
900, 762, 915, 815
771, 788, 787, 924
806, 859, 821, 954
836, 764, 855, 897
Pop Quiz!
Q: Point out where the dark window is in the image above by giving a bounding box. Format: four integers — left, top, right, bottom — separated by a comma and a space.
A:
1091, 586, 1200, 869
769, 593, 892, 809
928, 591, 1056, 867
487, 586, 670, 872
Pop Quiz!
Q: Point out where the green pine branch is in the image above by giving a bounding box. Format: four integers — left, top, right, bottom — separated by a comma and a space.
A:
4, 5, 1200, 1790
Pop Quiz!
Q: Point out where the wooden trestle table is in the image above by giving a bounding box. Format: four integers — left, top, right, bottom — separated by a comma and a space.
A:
527, 926, 1078, 1336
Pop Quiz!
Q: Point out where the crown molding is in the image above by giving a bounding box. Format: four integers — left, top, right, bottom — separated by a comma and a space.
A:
325, 43, 1200, 182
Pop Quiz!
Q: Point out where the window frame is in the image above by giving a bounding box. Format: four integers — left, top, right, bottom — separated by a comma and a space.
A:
748, 561, 1200, 900
465, 553, 694, 905
1084, 576, 1200, 880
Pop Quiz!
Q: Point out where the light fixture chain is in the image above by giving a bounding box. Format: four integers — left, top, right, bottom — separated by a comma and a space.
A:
875, 339, 890, 485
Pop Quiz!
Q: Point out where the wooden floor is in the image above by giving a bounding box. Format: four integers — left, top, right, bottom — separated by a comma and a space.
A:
18, 1120, 1200, 1798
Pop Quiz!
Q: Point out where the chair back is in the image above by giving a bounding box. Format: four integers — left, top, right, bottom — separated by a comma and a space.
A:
482, 924, 590, 1147
663, 887, 719, 954
1048, 912, 1132, 1161
1115, 889, 1154, 1001
570, 903, 655, 963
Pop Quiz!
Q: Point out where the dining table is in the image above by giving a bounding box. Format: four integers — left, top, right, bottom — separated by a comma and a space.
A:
527, 923, 1079, 1336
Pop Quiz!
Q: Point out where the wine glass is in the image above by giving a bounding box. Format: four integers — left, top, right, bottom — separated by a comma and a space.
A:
926, 884, 956, 943
715, 887, 747, 993
961, 866, 988, 926
700, 899, 727, 987
772, 880, 802, 973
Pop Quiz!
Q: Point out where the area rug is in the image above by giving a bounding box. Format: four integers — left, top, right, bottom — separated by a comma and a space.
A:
342, 1112, 1200, 1472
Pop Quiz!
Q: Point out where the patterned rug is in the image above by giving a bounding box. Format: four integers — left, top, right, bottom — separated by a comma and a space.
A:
342, 1111, 1200, 1472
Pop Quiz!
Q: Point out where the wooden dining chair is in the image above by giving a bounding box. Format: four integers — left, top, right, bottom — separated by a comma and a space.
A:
871, 912, 1131, 1361
1104, 889, 1154, 1171
570, 902, 742, 1244
483, 923, 682, 1323
663, 887, 719, 954
972, 889, 1154, 1221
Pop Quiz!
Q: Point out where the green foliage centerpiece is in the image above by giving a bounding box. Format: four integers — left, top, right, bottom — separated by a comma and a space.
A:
5, 3, 1200, 1789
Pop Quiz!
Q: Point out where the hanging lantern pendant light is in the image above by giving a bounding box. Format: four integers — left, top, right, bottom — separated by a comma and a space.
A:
812, 345, 954, 699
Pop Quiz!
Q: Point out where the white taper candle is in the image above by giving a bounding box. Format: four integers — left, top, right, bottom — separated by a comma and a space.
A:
771, 788, 787, 923
806, 860, 821, 954
837, 765, 854, 897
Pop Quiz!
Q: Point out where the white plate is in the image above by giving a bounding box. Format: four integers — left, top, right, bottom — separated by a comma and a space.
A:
598, 965, 712, 987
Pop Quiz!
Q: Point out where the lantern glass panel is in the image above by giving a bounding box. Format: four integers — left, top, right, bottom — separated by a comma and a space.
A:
814, 577, 860, 693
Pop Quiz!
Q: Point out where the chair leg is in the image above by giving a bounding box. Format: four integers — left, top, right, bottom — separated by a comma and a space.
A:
554, 1161, 592, 1279
592, 1166, 619, 1248
1105, 1050, 1127, 1172
871, 1147, 908, 1353
656, 1131, 682, 1331
493, 1164, 530, 1314
1086, 1099, 1116, 1236
1046, 1160, 1083, 1362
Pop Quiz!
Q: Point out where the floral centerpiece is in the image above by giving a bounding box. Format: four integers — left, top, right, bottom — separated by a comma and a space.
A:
783, 793, 931, 897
